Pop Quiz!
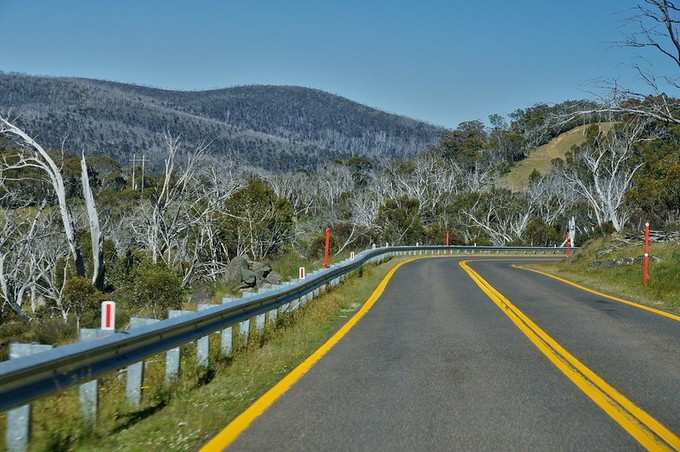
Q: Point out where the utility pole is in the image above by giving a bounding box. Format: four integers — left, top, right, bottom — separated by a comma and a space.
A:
141, 153, 146, 192
131, 153, 136, 191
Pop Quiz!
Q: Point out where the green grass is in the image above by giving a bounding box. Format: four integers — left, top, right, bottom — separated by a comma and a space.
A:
528, 236, 680, 314
0, 257, 404, 452
501, 123, 615, 192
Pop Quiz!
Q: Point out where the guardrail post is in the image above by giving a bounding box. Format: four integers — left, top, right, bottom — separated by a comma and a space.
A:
220, 298, 235, 358
300, 289, 310, 307
79, 328, 113, 424
165, 311, 192, 384
254, 292, 266, 336
126, 318, 159, 406
239, 316, 250, 347
255, 312, 265, 335
281, 281, 294, 315
5, 343, 53, 452
290, 293, 299, 312
260, 288, 277, 327
196, 304, 213, 368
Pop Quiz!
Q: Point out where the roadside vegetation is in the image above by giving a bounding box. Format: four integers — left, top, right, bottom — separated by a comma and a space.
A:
0, 99, 605, 350
530, 236, 680, 314
0, 257, 401, 452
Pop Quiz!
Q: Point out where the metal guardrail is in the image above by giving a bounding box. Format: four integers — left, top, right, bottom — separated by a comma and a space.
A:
0, 245, 566, 412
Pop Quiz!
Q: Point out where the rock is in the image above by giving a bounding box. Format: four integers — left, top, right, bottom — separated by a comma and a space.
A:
265, 271, 282, 285
230, 258, 280, 289
224, 255, 250, 285
240, 266, 257, 288
250, 262, 272, 288
592, 255, 662, 269
251, 262, 272, 277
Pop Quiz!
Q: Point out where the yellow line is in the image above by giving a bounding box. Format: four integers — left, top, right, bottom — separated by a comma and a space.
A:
200, 257, 421, 451
460, 260, 680, 451
200, 254, 591, 451
514, 265, 680, 323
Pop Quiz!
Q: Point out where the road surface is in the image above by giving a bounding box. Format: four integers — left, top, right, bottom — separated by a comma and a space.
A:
220, 257, 680, 451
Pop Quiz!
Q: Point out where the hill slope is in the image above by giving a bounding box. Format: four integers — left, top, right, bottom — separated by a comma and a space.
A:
501, 123, 614, 191
0, 73, 445, 170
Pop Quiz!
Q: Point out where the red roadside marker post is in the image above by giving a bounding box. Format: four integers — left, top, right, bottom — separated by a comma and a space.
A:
101, 301, 116, 331
298, 266, 306, 280
323, 226, 331, 268
643, 222, 650, 285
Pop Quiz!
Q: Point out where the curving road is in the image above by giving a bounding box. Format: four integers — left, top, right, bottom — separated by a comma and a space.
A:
220, 257, 680, 451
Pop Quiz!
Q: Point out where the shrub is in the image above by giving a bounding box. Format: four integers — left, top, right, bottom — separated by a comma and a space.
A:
128, 263, 185, 318
63, 276, 102, 327
525, 219, 562, 246
375, 196, 424, 245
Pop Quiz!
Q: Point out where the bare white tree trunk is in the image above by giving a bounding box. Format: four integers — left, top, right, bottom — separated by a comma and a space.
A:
81, 153, 104, 289
562, 122, 646, 232
0, 116, 85, 276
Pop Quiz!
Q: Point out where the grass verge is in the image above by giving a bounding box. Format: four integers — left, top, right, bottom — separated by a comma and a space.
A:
0, 257, 404, 452
526, 237, 680, 314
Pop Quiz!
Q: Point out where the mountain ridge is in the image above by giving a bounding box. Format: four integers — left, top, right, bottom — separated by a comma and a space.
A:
0, 72, 445, 170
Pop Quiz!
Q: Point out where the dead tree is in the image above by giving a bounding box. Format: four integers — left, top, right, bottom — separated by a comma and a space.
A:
564, 1, 680, 124
0, 115, 86, 276
81, 153, 104, 289
0, 204, 45, 320
561, 122, 646, 231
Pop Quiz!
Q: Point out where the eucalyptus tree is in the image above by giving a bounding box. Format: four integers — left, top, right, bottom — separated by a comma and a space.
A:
561, 122, 646, 232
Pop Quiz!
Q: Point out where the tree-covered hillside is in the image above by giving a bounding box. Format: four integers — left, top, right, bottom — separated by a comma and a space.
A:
0, 73, 445, 170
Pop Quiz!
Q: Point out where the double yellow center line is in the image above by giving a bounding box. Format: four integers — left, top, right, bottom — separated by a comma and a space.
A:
460, 260, 680, 451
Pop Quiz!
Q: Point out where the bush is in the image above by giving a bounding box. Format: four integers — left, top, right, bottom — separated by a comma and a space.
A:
63, 276, 102, 327
525, 219, 562, 246
128, 263, 185, 318
375, 196, 424, 245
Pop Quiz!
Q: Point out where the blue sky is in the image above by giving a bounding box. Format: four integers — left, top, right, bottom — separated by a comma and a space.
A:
0, 0, 672, 128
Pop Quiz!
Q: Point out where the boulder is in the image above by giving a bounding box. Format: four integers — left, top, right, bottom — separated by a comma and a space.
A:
240, 266, 257, 288
224, 255, 250, 285
251, 262, 272, 277
250, 262, 272, 287
265, 271, 282, 285
229, 258, 280, 289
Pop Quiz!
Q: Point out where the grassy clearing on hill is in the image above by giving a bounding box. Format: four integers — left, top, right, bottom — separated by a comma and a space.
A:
528, 237, 680, 314
501, 123, 615, 192
0, 257, 404, 452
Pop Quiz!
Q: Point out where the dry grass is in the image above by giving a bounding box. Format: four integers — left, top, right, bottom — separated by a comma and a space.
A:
501, 123, 615, 192
527, 237, 680, 314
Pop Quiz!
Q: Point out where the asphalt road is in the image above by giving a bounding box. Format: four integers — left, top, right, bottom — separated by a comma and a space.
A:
228, 257, 680, 451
